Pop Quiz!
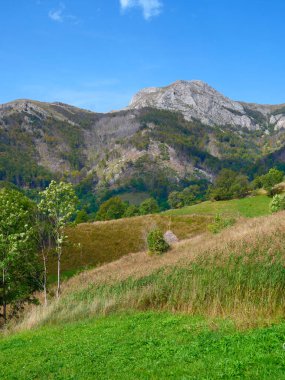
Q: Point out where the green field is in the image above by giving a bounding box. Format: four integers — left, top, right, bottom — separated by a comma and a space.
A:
1, 312, 285, 380
165, 195, 271, 218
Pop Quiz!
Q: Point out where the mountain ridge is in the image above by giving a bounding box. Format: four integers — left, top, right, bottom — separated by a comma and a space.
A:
128, 80, 285, 130
1, 80, 285, 209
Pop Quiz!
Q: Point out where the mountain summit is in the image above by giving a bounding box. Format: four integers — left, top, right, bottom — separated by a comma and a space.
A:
128, 80, 285, 130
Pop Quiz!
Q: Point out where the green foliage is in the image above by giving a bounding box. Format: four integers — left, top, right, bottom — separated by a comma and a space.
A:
39, 181, 78, 297
96, 197, 128, 221
39, 181, 78, 228
253, 168, 284, 192
208, 214, 236, 234
0, 189, 40, 322
269, 194, 285, 213
209, 169, 249, 200
158, 143, 170, 160
168, 182, 208, 209
147, 229, 169, 255
123, 205, 140, 218
168, 191, 183, 209
74, 175, 98, 217
139, 198, 159, 215
128, 155, 178, 200
75, 209, 89, 224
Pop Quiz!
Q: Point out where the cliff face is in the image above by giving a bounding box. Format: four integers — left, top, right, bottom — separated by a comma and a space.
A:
128, 80, 285, 130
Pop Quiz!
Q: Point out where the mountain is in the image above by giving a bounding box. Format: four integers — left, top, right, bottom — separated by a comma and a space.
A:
1, 81, 285, 207
128, 80, 285, 130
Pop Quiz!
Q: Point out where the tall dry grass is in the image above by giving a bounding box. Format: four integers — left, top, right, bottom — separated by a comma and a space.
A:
15, 212, 285, 331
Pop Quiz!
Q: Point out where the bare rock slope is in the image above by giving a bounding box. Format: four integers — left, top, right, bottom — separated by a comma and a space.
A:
128, 80, 285, 130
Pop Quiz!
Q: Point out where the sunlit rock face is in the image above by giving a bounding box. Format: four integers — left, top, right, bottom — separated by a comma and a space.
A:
128, 80, 285, 130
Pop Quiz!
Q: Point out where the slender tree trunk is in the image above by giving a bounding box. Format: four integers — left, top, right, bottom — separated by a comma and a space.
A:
57, 252, 61, 299
2, 268, 6, 324
42, 250, 48, 307
56, 231, 62, 299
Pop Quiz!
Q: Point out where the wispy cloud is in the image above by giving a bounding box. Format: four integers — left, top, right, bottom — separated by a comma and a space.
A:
120, 0, 163, 20
48, 2, 65, 22
48, 3, 79, 24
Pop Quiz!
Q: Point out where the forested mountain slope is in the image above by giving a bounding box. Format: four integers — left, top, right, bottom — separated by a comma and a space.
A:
1, 81, 285, 203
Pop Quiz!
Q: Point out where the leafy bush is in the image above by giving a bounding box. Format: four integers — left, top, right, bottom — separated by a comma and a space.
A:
253, 168, 284, 192
147, 229, 169, 255
168, 182, 209, 209
96, 197, 128, 221
139, 198, 160, 215
209, 169, 249, 201
124, 205, 140, 218
208, 214, 236, 234
270, 194, 285, 213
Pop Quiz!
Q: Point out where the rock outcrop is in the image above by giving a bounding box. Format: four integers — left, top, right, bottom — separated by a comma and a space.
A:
128, 80, 285, 130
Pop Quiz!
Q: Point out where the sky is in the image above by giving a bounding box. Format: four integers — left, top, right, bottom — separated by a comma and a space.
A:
0, 0, 285, 112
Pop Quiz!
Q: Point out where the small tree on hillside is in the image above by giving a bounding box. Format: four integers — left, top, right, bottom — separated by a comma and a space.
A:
95, 197, 128, 221
34, 211, 54, 307
262, 168, 284, 192
39, 181, 77, 298
209, 169, 249, 201
139, 198, 160, 215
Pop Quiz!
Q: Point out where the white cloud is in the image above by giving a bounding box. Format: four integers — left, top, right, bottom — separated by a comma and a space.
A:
48, 3, 79, 24
120, 0, 163, 20
48, 3, 65, 22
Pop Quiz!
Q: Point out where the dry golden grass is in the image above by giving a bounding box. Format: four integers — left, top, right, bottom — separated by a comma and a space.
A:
15, 211, 285, 332
48, 214, 211, 275
62, 212, 283, 291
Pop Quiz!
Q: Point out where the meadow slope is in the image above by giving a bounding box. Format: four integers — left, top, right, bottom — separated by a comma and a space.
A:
50, 195, 270, 278
20, 210, 285, 330
2, 205, 285, 379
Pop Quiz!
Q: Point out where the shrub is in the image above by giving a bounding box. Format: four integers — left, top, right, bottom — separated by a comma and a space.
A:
209, 169, 249, 201
147, 229, 170, 255
139, 198, 159, 215
253, 168, 284, 193
168, 191, 183, 209
124, 205, 140, 218
269, 194, 285, 213
96, 197, 128, 221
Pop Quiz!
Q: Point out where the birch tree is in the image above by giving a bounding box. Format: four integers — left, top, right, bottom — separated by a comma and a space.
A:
39, 181, 77, 298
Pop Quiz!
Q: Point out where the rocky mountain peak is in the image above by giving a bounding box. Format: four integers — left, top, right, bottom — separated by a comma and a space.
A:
128, 80, 285, 130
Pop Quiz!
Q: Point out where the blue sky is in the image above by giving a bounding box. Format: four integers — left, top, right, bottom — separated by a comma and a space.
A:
0, 0, 285, 112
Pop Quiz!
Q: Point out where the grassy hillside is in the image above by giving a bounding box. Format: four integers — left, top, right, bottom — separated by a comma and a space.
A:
165, 194, 271, 218
21, 211, 285, 330
49, 214, 211, 277
49, 195, 271, 278
3, 208, 285, 379
2, 312, 285, 380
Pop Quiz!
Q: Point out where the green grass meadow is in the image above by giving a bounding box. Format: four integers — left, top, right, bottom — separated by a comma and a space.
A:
165, 195, 271, 218
1, 312, 285, 380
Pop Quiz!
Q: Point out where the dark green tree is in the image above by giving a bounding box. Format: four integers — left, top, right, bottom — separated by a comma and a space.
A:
139, 198, 160, 215
124, 204, 140, 218
96, 197, 128, 221
168, 191, 183, 209
0, 189, 40, 324
209, 169, 249, 201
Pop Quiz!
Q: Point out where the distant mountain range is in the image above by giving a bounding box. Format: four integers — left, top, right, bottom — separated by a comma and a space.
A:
1, 80, 285, 203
